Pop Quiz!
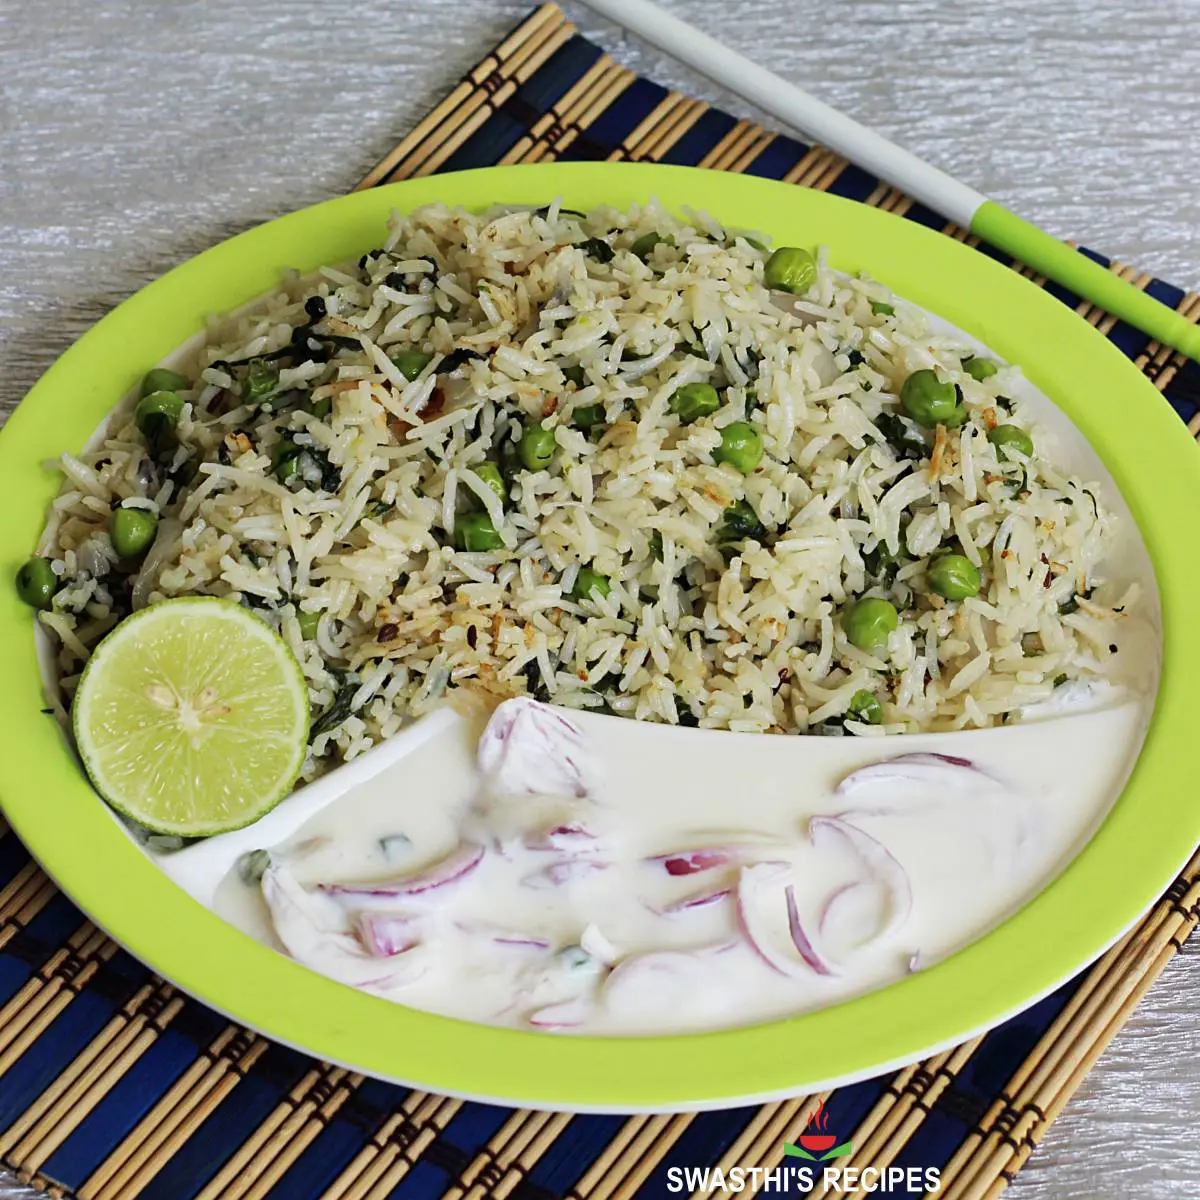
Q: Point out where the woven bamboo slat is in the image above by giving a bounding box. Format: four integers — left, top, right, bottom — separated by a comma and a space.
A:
2, 5, 1198, 1197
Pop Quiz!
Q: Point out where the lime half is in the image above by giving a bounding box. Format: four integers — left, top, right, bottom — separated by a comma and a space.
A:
73, 597, 310, 836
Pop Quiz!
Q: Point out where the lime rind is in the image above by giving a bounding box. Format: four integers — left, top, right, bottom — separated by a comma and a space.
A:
72, 597, 310, 836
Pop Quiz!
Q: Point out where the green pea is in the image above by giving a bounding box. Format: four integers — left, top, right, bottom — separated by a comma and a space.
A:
927, 553, 982, 601
572, 402, 606, 432
713, 421, 763, 474
272, 439, 300, 483
473, 461, 507, 506
140, 367, 189, 397
519, 423, 556, 471
563, 364, 586, 387
842, 597, 899, 654
900, 369, 961, 428
16, 557, 58, 610
631, 232, 674, 260
963, 356, 999, 381
390, 349, 433, 381
308, 396, 332, 420
846, 688, 883, 725
572, 566, 611, 601
670, 382, 720, 424
109, 507, 159, 558
244, 357, 278, 403
763, 246, 817, 295
456, 511, 503, 552
134, 390, 185, 442
863, 539, 906, 584
870, 301, 895, 316
987, 424, 1034, 459
296, 609, 320, 640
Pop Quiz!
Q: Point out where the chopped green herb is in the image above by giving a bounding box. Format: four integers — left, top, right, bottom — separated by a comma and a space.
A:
237, 849, 272, 885
575, 237, 615, 263
875, 411, 928, 460
572, 567, 611, 601
243, 358, 279, 403
572, 402, 605, 431
631, 232, 675, 260
870, 301, 895, 316
310, 675, 359, 741
717, 498, 766, 544
1006, 465, 1030, 498
1059, 586, 1094, 615
390, 349, 433, 380
435, 347, 485, 375
533, 204, 587, 219
863, 540, 906, 586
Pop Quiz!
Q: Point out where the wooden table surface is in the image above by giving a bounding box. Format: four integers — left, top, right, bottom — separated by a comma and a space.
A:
1, 2, 1198, 1195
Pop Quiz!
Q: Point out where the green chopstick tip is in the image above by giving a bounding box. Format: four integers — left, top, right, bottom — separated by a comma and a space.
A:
971, 202, 1200, 363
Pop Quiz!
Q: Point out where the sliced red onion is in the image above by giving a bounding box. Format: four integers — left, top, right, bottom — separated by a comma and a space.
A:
522, 858, 609, 888
603, 950, 708, 1006
355, 912, 422, 958
652, 886, 732, 916
705, 938, 742, 957
736, 863, 829, 980
318, 841, 484, 902
261, 867, 427, 990
818, 881, 877, 946
477, 697, 590, 798
495, 934, 552, 950
524, 823, 598, 852
785, 885, 835, 976
528, 996, 591, 1029
908, 951, 923, 973
455, 920, 552, 950
836, 752, 1004, 797
647, 846, 745, 876
809, 816, 913, 942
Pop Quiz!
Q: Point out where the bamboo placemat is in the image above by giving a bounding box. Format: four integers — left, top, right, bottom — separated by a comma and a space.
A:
2, 5, 1199, 1196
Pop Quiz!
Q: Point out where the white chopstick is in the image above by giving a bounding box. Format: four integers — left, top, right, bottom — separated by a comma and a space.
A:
579, 0, 981, 225
576, 0, 1200, 362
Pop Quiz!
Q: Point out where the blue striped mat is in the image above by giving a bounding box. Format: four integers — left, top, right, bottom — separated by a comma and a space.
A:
1, 5, 1196, 1196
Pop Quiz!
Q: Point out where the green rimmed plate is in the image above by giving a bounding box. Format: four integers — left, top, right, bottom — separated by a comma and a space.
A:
0, 163, 1197, 1111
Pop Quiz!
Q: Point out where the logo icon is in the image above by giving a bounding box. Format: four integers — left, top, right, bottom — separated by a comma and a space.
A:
783, 1101, 852, 1162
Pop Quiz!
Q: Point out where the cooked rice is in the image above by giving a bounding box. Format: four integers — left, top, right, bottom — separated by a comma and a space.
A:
38, 198, 1134, 778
